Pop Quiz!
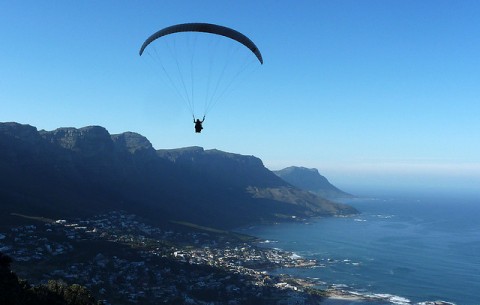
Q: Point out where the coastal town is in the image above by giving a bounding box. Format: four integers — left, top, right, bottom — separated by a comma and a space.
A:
2, 211, 454, 305
0, 211, 326, 304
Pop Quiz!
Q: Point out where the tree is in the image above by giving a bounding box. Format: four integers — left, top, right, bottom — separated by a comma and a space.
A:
0, 252, 24, 305
0, 252, 101, 305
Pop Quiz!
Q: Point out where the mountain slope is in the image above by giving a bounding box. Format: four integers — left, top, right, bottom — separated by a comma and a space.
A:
0, 122, 357, 229
274, 166, 353, 199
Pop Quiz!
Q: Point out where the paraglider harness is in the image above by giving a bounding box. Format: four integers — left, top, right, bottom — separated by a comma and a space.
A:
194, 116, 205, 133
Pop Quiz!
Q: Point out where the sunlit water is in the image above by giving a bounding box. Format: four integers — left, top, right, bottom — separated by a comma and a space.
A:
237, 194, 480, 305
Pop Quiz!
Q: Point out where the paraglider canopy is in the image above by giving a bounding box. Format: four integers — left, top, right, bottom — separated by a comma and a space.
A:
139, 23, 263, 64
139, 22, 263, 121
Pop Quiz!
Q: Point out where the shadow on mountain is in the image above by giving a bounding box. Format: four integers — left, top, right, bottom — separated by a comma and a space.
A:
0, 122, 357, 229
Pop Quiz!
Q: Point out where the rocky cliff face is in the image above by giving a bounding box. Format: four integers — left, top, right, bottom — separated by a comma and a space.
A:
0, 122, 357, 229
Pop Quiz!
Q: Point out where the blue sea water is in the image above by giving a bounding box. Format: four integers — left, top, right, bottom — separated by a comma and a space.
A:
237, 194, 480, 305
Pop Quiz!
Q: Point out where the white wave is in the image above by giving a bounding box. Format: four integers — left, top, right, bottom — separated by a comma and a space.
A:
417, 301, 456, 305
310, 264, 326, 268
260, 239, 278, 244
331, 283, 349, 289
372, 293, 411, 304
290, 253, 302, 259
325, 285, 458, 305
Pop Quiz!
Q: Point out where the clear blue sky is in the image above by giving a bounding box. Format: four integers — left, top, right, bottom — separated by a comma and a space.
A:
1, 1, 479, 196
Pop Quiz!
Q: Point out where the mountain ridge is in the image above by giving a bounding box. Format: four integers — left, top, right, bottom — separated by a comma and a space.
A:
0, 122, 357, 229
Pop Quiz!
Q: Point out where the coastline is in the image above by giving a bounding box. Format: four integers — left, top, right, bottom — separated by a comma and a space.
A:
321, 295, 384, 305
323, 290, 405, 305
252, 237, 459, 305
242, 199, 468, 305
4, 206, 465, 305
322, 291, 456, 305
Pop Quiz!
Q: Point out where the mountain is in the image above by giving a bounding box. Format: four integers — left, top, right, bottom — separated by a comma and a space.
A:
0, 122, 357, 229
274, 166, 353, 199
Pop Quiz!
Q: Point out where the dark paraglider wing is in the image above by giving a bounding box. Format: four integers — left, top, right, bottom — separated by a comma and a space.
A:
139, 23, 263, 64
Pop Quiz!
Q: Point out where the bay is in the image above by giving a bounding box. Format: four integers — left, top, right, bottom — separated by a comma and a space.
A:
237, 194, 480, 305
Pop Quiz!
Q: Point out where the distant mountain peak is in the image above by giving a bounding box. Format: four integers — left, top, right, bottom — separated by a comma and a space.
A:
280, 166, 319, 175
274, 166, 353, 199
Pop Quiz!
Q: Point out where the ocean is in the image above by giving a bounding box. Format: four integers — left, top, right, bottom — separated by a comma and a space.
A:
237, 193, 480, 305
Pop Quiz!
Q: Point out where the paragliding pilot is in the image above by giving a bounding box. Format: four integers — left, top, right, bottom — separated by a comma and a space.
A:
194, 115, 205, 133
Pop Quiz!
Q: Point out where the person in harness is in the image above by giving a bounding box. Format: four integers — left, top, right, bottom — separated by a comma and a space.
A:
193, 116, 205, 133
